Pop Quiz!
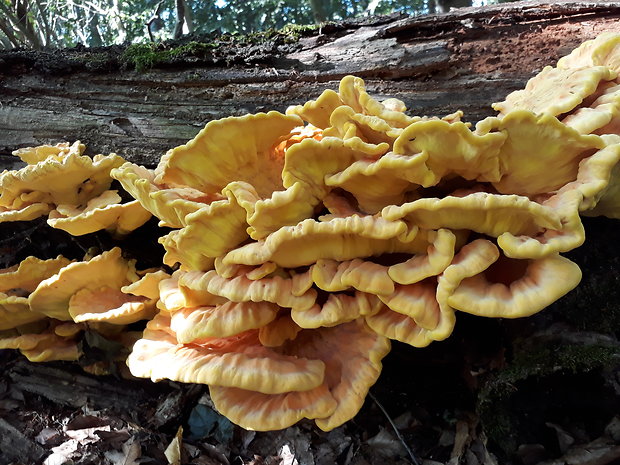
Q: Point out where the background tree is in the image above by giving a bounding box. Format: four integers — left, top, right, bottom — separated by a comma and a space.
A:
0, 0, 509, 50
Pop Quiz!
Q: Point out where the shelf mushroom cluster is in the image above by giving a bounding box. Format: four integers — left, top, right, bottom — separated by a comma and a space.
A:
0, 247, 168, 367
1, 34, 620, 431
0, 141, 152, 235
113, 34, 620, 431
0, 142, 160, 368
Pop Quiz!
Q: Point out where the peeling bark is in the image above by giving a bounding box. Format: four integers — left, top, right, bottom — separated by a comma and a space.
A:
0, 0, 620, 167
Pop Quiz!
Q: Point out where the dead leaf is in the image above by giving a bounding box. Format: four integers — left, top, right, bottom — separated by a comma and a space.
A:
198, 442, 230, 465
165, 426, 184, 465
35, 427, 63, 446
97, 428, 132, 449
277, 444, 299, 465
315, 428, 352, 464
546, 422, 575, 453
66, 414, 110, 430
604, 416, 620, 442
448, 420, 470, 464
470, 432, 499, 465
366, 427, 407, 459
104, 436, 142, 465
537, 439, 620, 465
43, 439, 80, 465
65, 425, 111, 443
517, 444, 547, 465
239, 429, 256, 453
0, 398, 21, 411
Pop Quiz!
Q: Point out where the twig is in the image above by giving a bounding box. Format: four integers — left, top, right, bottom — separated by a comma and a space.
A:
368, 391, 421, 465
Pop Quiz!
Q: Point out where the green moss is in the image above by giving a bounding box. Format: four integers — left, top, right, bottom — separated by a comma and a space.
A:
555, 217, 620, 336
121, 43, 161, 72
477, 342, 618, 454
81, 51, 116, 71
120, 23, 323, 72
496, 344, 615, 388
121, 41, 218, 72
241, 23, 325, 44
555, 273, 620, 335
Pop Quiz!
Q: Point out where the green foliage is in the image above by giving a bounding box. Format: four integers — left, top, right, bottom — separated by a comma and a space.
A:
0, 0, 508, 50
121, 41, 217, 71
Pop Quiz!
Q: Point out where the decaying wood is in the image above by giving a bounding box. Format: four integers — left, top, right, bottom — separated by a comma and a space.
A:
0, 417, 47, 464
1, 1, 620, 166
7, 361, 149, 410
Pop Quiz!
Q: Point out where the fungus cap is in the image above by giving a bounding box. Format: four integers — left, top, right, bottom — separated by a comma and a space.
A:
111, 162, 215, 228
155, 112, 302, 198
448, 254, 582, 318
177, 269, 317, 312
68, 286, 155, 325
29, 248, 139, 320
493, 65, 616, 117
12, 141, 85, 165
127, 313, 326, 395
393, 118, 505, 182
208, 319, 390, 432
0, 150, 124, 208
557, 32, 620, 73
169, 301, 280, 343
0, 256, 72, 330
221, 215, 425, 268
292, 291, 384, 329
209, 383, 337, 431
488, 110, 605, 196
286, 89, 343, 129
382, 191, 561, 238
324, 152, 436, 214
159, 186, 249, 270
258, 313, 302, 347
48, 190, 152, 236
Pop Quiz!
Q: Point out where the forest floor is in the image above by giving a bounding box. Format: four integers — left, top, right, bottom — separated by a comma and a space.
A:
0, 217, 619, 465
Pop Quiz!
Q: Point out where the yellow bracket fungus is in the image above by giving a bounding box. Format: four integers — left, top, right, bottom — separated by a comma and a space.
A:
48, 190, 152, 236
4, 34, 620, 434
28, 248, 140, 321
493, 65, 617, 117
0, 256, 72, 330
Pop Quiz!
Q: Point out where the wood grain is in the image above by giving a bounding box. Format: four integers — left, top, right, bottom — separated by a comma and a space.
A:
1, 1, 620, 167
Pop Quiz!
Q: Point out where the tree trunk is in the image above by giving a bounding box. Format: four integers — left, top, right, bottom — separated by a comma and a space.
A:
173, 0, 186, 39
435, 0, 472, 14
0, 2, 619, 464
309, 0, 329, 22
1, 1, 619, 166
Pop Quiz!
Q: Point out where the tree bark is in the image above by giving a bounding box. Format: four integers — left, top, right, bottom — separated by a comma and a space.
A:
1, 1, 619, 167
173, 0, 186, 39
